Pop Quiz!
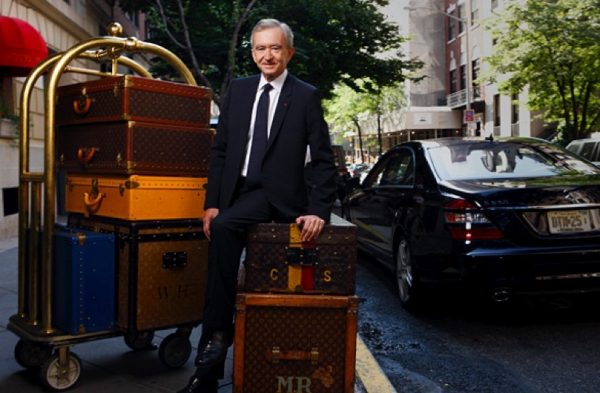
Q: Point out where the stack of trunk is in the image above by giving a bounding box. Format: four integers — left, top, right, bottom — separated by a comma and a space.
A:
234, 214, 358, 393
54, 75, 213, 335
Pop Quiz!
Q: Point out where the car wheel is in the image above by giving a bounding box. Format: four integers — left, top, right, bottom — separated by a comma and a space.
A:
396, 237, 422, 310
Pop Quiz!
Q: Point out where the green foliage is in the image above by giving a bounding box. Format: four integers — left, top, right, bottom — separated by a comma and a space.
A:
483, 0, 600, 143
324, 79, 405, 133
119, 0, 421, 106
324, 79, 405, 157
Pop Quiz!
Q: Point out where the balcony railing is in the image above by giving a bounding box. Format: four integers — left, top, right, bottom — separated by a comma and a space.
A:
446, 87, 480, 108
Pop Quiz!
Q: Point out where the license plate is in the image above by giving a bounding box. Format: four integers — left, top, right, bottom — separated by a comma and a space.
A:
547, 210, 592, 234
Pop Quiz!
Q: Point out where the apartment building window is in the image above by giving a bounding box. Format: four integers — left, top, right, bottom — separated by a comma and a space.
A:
472, 58, 480, 83
457, 4, 465, 34
448, 15, 456, 41
471, 0, 479, 25
512, 93, 519, 124
494, 94, 501, 126
460, 64, 466, 90
450, 69, 457, 94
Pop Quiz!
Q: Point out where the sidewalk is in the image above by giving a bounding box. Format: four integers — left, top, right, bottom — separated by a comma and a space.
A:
0, 238, 383, 392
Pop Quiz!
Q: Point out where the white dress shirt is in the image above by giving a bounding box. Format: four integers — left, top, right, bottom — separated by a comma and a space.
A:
241, 70, 288, 177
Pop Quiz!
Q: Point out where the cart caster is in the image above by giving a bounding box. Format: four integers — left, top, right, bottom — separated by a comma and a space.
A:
124, 331, 156, 350
14, 339, 52, 369
40, 350, 82, 391
158, 332, 192, 369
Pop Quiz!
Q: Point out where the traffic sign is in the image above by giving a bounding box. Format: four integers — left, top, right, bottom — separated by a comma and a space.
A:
464, 109, 474, 123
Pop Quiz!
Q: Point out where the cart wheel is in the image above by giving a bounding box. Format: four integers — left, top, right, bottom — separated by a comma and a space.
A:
158, 333, 192, 369
14, 339, 52, 369
40, 352, 82, 391
124, 331, 156, 350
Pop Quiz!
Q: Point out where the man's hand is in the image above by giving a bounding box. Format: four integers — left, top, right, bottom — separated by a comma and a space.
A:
203, 208, 219, 240
296, 215, 326, 242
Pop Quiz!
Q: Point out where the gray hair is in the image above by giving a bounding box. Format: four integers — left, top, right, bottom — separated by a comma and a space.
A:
251, 19, 294, 48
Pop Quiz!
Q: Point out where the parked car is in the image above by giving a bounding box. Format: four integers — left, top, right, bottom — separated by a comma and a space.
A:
348, 163, 371, 179
566, 137, 600, 166
343, 137, 600, 310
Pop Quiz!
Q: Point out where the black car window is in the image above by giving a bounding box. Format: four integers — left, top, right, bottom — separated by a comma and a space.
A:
428, 141, 600, 181
366, 149, 414, 187
580, 142, 598, 161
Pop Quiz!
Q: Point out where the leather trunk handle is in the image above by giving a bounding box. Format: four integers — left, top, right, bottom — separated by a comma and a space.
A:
73, 94, 92, 115
83, 192, 104, 217
77, 147, 97, 165
267, 347, 319, 365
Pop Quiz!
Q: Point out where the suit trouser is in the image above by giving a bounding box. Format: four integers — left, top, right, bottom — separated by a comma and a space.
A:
201, 186, 275, 337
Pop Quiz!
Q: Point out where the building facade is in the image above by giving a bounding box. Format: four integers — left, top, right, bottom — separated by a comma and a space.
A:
0, 0, 147, 241
442, 0, 544, 138
347, 0, 547, 163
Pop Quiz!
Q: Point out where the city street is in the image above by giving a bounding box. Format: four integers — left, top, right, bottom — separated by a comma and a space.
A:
356, 250, 600, 393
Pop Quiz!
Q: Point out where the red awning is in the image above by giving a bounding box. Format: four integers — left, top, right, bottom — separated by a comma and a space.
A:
0, 16, 48, 77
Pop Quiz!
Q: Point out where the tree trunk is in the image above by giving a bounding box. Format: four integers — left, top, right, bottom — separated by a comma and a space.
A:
353, 118, 365, 163
377, 111, 383, 157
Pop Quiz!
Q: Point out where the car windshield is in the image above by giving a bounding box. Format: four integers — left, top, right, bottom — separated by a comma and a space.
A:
427, 140, 600, 181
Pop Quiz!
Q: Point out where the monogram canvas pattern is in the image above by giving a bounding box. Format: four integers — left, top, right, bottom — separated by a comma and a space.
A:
55, 76, 212, 127
57, 122, 213, 176
56, 89, 124, 125
129, 90, 210, 126
241, 303, 348, 393
244, 223, 357, 294
131, 124, 212, 175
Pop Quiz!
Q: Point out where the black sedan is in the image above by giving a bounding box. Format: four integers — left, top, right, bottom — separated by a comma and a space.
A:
342, 137, 600, 309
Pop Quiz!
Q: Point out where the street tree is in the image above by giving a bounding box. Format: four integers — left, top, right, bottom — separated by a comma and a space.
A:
324, 80, 407, 162
484, 0, 600, 143
119, 0, 421, 107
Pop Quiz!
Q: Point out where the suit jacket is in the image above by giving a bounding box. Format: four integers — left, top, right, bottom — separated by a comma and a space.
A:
205, 74, 337, 220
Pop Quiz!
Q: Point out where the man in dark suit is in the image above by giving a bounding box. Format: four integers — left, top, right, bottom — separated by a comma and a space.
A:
178, 18, 337, 393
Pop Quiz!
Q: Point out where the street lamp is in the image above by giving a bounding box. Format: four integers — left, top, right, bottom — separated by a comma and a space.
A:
405, 4, 473, 135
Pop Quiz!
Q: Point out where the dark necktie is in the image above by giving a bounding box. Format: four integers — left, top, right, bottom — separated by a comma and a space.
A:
246, 83, 273, 187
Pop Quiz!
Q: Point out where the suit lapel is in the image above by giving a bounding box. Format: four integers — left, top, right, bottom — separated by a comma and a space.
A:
236, 77, 260, 158
266, 75, 293, 151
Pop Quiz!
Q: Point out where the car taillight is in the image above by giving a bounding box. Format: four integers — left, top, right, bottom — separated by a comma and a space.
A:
444, 198, 504, 241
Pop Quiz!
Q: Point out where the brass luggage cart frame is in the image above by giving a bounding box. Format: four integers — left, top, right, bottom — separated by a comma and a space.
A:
7, 23, 199, 391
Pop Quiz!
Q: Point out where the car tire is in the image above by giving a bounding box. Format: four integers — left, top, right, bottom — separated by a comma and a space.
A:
396, 237, 423, 310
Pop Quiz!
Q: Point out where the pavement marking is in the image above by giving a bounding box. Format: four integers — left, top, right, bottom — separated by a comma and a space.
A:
356, 334, 398, 393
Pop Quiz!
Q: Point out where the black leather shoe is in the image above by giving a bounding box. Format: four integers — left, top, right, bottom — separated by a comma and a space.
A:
195, 331, 229, 368
177, 368, 219, 393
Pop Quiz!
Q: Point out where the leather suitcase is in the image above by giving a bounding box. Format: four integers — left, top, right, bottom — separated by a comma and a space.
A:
55, 75, 212, 127
52, 226, 116, 335
64, 174, 207, 220
243, 214, 357, 294
57, 121, 214, 176
67, 215, 208, 332
234, 293, 358, 393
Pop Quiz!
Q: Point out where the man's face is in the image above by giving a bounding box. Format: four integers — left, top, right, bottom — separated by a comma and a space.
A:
251, 27, 295, 81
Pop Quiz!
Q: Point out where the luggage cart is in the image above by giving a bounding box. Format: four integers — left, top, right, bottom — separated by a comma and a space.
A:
7, 23, 205, 391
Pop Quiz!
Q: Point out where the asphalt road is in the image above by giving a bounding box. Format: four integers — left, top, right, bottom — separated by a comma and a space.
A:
355, 250, 600, 393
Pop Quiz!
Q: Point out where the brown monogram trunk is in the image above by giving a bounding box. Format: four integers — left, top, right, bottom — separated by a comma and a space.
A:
57, 121, 214, 176
67, 214, 208, 332
243, 214, 357, 294
55, 75, 212, 127
233, 293, 358, 393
